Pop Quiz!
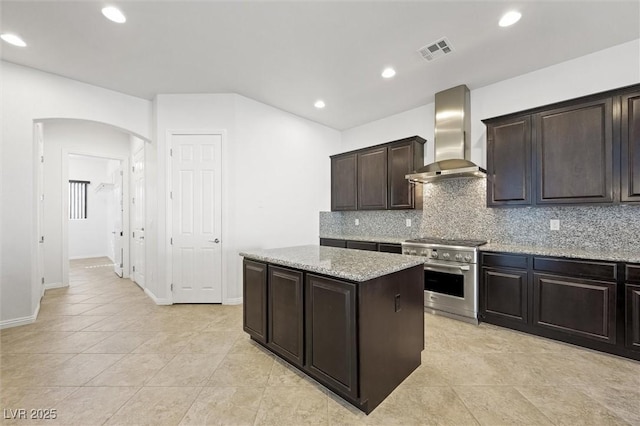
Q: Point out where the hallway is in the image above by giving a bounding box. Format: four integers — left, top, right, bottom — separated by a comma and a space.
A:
1, 258, 640, 425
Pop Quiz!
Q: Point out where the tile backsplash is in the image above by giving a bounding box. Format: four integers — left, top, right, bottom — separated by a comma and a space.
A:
320, 178, 640, 251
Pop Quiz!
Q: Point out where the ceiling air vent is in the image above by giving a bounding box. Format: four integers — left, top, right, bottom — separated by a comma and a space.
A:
417, 37, 453, 62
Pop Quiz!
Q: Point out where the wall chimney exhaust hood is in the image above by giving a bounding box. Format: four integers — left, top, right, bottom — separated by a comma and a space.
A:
406, 84, 486, 183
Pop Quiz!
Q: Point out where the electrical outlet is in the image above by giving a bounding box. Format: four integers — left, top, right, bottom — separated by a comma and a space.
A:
406, 218, 412, 227
550, 219, 560, 231
355, 218, 359, 226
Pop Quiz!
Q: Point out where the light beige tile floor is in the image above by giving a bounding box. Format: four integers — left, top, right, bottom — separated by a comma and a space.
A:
1, 257, 639, 425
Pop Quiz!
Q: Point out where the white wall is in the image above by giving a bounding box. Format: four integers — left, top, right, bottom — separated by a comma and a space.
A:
153, 94, 341, 303
67, 155, 119, 260
42, 121, 131, 285
342, 39, 640, 168
0, 61, 151, 325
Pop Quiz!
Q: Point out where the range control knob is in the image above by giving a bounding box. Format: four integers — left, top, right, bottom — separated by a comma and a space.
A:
430, 251, 438, 259
455, 254, 463, 261
463, 254, 472, 262
442, 253, 450, 260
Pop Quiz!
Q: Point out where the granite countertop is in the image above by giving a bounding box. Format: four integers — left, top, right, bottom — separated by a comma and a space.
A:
319, 235, 408, 244
240, 245, 424, 282
481, 242, 640, 264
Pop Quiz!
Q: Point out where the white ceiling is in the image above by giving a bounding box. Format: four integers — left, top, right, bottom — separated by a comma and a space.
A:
1, 1, 639, 130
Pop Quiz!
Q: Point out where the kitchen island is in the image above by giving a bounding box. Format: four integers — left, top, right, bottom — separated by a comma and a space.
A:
240, 245, 425, 414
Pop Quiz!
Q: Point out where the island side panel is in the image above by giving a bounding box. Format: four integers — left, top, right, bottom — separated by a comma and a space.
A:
358, 264, 424, 413
243, 259, 268, 344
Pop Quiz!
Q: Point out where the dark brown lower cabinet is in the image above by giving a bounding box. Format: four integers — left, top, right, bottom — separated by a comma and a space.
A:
480, 252, 640, 361
533, 273, 616, 344
242, 258, 424, 414
268, 266, 304, 367
242, 260, 267, 344
481, 267, 528, 326
305, 274, 358, 399
626, 284, 640, 350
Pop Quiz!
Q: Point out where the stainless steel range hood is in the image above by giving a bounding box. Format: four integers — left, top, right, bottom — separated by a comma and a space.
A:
406, 84, 486, 183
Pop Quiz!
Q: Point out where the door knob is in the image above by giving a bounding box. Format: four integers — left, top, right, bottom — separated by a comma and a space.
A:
209, 238, 220, 243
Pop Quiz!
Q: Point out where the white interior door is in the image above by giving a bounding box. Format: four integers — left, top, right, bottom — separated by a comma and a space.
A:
113, 167, 124, 277
171, 133, 222, 303
132, 147, 145, 288
36, 123, 45, 293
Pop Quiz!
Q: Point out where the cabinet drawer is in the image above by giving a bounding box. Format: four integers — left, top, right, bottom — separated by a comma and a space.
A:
626, 265, 640, 284
378, 243, 402, 254
533, 257, 617, 281
533, 273, 616, 344
320, 238, 347, 248
346, 241, 378, 251
481, 252, 528, 269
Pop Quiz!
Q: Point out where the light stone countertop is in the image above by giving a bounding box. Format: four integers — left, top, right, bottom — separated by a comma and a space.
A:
319, 235, 408, 244
480, 243, 640, 264
240, 245, 424, 282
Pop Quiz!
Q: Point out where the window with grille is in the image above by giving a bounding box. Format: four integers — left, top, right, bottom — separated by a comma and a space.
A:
69, 180, 90, 219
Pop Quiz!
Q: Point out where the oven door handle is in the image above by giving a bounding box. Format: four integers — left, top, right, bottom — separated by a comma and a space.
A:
424, 262, 471, 272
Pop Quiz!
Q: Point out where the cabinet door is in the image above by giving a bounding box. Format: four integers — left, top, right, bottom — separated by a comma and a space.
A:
331, 153, 358, 211
621, 91, 640, 202
346, 240, 378, 251
533, 273, 616, 344
535, 98, 613, 204
268, 266, 304, 367
626, 283, 640, 351
243, 259, 267, 344
358, 147, 388, 210
388, 141, 418, 209
481, 267, 528, 325
486, 116, 532, 206
305, 274, 358, 399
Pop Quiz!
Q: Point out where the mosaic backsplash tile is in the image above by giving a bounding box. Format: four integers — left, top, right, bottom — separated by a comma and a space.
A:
320, 178, 640, 252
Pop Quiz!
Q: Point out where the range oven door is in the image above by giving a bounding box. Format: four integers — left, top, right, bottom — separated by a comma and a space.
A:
423, 261, 478, 319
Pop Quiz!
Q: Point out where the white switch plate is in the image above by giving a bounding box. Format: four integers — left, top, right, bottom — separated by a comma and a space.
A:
406, 218, 412, 227
550, 219, 560, 231
355, 218, 359, 226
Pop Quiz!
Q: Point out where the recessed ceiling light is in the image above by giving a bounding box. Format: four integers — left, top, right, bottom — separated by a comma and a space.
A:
1, 33, 27, 47
499, 11, 521, 27
102, 6, 126, 23
381, 67, 396, 79
314, 100, 326, 109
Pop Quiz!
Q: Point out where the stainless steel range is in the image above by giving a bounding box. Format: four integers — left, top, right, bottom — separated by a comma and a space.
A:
401, 237, 487, 324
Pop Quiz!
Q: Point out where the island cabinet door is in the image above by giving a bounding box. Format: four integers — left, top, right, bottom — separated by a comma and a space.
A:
267, 266, 304, 367
627, 283, 640, 351
305, 274, 358, 400
243, 259, 267, 344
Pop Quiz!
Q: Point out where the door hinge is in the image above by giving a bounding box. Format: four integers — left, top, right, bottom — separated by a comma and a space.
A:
169, 191, 172, 200
133, 266, 136, 272
40, 155, 44, 163
132, 197, 135, 205
170, 148, 173, 156
132, 166, 135, 172
171, 283, 174, 291
41, 277, 45, 284
170, 237, 173, 245
133, 231, 135, 238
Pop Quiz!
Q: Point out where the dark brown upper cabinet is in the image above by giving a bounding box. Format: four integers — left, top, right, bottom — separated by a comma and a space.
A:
484, 84, 640, 208
331, 153, 358, 211
388, 138, 425, 209
486, 115, 532, 206
535, 98, 613, 204
330, 136, 425, 211
621, 90, 640, 202
358, 147, 388, 210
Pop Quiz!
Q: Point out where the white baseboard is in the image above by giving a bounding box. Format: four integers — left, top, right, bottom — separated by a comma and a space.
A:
69, 254, 111, 260
144, 288, 172, 305
223, 297, 243, 305
0, 302, 40, 330
45, 282, 67, 290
